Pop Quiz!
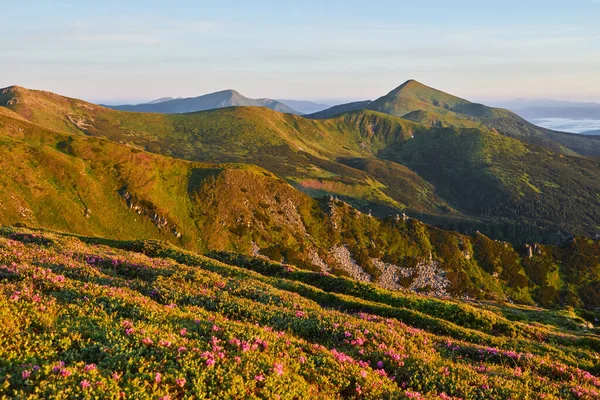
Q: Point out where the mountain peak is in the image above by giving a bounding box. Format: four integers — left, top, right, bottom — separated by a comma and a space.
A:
368, 80, 472, 119
1, 85, 26, 93
398, 79, 422, 88
216, 89, 242, 97
388, 80, 441, 97
107, 89, 299, 114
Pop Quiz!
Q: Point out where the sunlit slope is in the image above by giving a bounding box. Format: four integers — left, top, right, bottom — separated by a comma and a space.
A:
0, 227, 598, 399
3, 85, 600, 238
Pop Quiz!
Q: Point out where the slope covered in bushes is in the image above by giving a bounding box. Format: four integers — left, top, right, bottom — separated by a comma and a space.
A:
0, 228, 599, 399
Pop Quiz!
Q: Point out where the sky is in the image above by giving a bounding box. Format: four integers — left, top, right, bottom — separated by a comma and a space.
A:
2, 0, 600, 104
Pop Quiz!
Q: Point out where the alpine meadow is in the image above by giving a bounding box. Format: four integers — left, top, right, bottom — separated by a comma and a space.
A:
1, 2, 599, 399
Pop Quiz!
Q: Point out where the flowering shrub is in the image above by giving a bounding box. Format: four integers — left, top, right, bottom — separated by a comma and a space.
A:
0, 228, 598, 399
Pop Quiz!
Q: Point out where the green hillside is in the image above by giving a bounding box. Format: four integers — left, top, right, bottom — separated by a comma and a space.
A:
379, 127, 600, 237
308, 80, 600, 157
1, 107, 600, 309
3, 85, 600, 240
0, 86, 455, 221
0, 227, 599, 399
369, 80, 600, 157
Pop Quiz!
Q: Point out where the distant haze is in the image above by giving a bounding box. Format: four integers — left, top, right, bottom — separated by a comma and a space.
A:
488, 98, 600, 134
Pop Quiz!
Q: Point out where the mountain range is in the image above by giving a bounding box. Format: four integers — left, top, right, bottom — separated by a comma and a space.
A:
491, 98, 600, 121
107, 89, 299, 114
275, 99, 332, 114
1, 80, 600, 309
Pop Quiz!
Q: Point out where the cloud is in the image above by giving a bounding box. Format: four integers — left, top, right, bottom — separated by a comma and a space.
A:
2, 17, 219, 49
169, 20, 217, 34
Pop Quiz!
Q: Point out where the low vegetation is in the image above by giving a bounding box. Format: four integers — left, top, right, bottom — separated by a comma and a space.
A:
1, 228, 598, 399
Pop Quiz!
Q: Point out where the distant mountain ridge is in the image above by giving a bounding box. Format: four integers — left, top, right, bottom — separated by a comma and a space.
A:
516, 106, 600, 120
145, 96, 179, 104
107, 89, 299, 114
307, 100, 373, 118
275, 99, 332, 114
492, 98, 600, 109
491, 98, 600, 121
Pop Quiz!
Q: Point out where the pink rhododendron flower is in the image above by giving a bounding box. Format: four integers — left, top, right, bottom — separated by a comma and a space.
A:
80, 380, 91, 389
22, 370, 31, 379
255, 374, 264, 381
154, 372, 162, 383
176, 377, 186, 387
273, 363, 284, 376
84, 364, 97, 372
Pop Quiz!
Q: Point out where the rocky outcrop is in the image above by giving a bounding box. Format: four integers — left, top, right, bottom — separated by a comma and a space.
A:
66, 115, 94, 131
118, 188, 182, 238
372, 259, 403, 290
399, 259, 449, 297
372, 257, 450, 297
330, 245, 371, 282
308, 249, 329, 273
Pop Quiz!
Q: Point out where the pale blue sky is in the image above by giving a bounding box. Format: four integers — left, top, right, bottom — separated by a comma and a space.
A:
2, 0, 600, 103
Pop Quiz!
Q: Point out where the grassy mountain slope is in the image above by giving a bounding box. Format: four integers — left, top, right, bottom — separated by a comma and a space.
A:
306, 100, 373, 119
310, 80, 600, 157
1, 227, 599, 399
371, 80, 600, 157
2, 85, 600, 239
2, 109, 600, 309
380, 126, 600, 237
368, 80, 472, 117
0, 86, 452, 219
107, 89, 299, 114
